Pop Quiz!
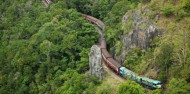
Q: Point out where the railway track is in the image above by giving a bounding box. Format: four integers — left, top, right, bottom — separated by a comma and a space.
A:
43, 1, 162, 89
83, 14, 162, 89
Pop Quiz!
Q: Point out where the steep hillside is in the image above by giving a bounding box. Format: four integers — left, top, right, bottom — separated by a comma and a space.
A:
109, 0, 190, 93
0, 0, 190, 94
0, 1, 100, 93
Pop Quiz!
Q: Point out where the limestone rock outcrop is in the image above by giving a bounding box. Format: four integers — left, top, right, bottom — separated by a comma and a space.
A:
89, 45, 104, 80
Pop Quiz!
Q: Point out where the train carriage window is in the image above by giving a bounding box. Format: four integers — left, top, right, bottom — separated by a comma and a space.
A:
158, 82, 162, 85
140, 78, 142, 82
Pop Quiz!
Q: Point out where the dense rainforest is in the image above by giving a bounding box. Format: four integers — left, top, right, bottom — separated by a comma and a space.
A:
0, 0, 190, 94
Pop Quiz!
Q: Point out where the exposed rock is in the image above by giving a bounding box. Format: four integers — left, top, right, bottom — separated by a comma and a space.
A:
121, 7, 162, 52
89, 45, 104, 80
112, 7, 163, 64
121, 25, 161, 51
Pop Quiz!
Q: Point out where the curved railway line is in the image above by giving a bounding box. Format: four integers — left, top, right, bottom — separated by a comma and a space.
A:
43, 0, 162, 89
83, 14, 162, 89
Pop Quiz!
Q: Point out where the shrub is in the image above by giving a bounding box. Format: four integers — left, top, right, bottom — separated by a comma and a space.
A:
182, 0, 190, 13
149, 0, 160, 11
174, 0, 190, 20
160, 4, 174, 17
166, 78, 190, 94
117, 81, 145, 94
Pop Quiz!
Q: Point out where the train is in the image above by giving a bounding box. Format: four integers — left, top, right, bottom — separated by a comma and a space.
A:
83, 14, 162, 89
42, 0, 162, 89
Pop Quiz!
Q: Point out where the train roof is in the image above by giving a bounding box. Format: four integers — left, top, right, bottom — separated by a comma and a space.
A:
120, 67, 135, 75
101, 49, 111, 57
139, 76, 161, 84
107, 58, 121, 68
100, 38, 106, 48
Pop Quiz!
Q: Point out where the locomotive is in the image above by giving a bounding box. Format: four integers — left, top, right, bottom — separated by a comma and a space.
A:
42, 0, 162, 90
83, 14, 162, 89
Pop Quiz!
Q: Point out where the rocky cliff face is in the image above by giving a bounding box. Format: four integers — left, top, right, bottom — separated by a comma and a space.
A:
114, 7, 162, 63
89, 45, 104, 80
121, 7, 162, 51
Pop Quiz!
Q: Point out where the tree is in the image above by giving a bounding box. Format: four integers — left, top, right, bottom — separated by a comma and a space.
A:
166, 78, 190, 94
154, 43, 173, 83
55, 69, 100, 94
39, 40, 55, 63
117, 81, 145, 94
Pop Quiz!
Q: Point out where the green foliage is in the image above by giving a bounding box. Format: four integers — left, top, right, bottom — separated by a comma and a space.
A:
150, 0, 189, 20
154, 43, 173, 82
166, 78, 190, 94
63, 0, 92, 14
91, 0, 120, 19
115, 41, 123, 55
160, 4, 174, 17
139, 0, 150, 4
0, 0, 99, 93
182, 0, 190, 13
56, 69, 100, 94
174, 0, 190, 20
124, 48, 143, 70
1, 0, 189, 94
123, 17, 134, 34
117, 81, 145, 94
150, 36, 160, 49
103, 0, 137, 47
149, 0, 160, 11
95, 85, 113, 94
151, 89, 162, 94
